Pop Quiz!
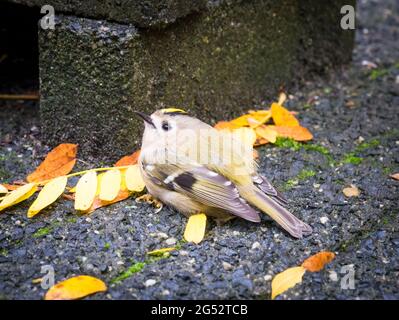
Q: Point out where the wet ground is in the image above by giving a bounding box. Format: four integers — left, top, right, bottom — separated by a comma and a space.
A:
0, 0, 398, 299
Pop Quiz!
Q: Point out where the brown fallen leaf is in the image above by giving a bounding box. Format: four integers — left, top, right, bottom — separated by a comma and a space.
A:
343, 184, 360, 197
390, 173, 399, 180
27, 143, 77, 183
271, 125, 313, 141
271, 102, 300, 126
301, 251, 335, 272
114, 150, 140, 167
44, 275, 107, 300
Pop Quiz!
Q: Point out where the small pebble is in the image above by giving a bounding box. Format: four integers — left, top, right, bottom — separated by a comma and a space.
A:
165, 237, 177, 245
222, 261, 233, 271
264, 275, 272, 281
329, 271, 338, 282
320, 217, 329, 224
251, 242, 261, 250
145, 279, 156, 287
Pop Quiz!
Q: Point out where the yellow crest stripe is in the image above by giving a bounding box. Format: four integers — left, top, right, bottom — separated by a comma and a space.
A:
161, 108, 187, 114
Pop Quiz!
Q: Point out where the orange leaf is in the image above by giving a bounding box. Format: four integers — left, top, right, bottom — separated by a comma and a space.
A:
271, 103, 300, 126
27, 144, 77, 183
114, 150, 140, 167
301, 251, 335, 272
2, 184, 22, 191
271, 125, 313, 141
44, 275, 107, 300
214, 121, 240, 130
254, 137, 269, 146
85, 190, 131, 214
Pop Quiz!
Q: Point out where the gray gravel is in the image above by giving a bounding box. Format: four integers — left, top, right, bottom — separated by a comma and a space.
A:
0, 0, 398, 300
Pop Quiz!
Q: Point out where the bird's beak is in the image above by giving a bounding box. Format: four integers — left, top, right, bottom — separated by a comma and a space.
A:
134, 111, 155, 127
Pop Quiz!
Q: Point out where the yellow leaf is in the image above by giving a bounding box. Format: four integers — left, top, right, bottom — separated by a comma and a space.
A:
255, 126, 278, 143
99, 169, 121, 201
277, 92, 287, 106
0, 184, 8, 194
301, 251, 335, 272
232, 127, 257, 146
271, 103, 300, 126
230, 111, 272, 128
28, 176, 68, 218
44, 275, 107, 300
184, 213, 207, 244
147, 247, 177, 256
342, 184, 360, 197
125, 165, 145, 192
271, 266, 306, 299
74, 171, 97, 211
0, 183, 37, 212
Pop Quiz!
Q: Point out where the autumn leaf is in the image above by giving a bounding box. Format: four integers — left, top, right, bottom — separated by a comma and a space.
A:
28, 176, 68, 218
99, 169, 121, 201
214, 121, 240, 131
125, 165, 146, 192
74, 171, 97, 211
0, 183, 38, 212
184, 213, 207, 244
270, 250, 335, 299
301, 251, 335, 272
390, 173, 399, 180
147, 247, 177, 256
1, 184, 22, 191
85, 190, 131, 214
114, 150, 140, 167
0, 184, 8, 194
343, 184, 360, 197
44, 275, 107, 300
271, 103, 300, 126
271, 266, 306, 299
255, 125, 278, 143
27, 143, 77, 183
271, 125, 313, 141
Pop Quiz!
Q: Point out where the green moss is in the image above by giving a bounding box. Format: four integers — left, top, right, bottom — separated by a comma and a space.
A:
297, 169, 316, 180
355, 138, 380, 151
33, 227, 52, 238
66, 216, 77, 223
275, 137, 303, 151
342, 153, 363, 165
284, 169, 316, 190
111, 262, 146, 284
275, 138, 333, 163
369, 68, 389, 80
0, 248, 8, 257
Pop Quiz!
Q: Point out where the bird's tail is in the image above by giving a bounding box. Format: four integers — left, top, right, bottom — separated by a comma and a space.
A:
245, 188, 312, 239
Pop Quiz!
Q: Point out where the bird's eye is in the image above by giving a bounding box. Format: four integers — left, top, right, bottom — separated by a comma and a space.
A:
161, 121, 171, 131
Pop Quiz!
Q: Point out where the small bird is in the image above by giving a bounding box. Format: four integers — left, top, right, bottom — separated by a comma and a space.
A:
135, 108, 312, 238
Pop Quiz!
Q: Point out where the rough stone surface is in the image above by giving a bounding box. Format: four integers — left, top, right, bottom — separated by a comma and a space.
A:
8, 0, 208, 28
0, 0, 398, 300
38, 0, 355, 161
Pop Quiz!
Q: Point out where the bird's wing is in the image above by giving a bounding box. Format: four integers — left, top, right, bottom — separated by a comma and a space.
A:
141, 160, 260, 222
252, 174, 288, 207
